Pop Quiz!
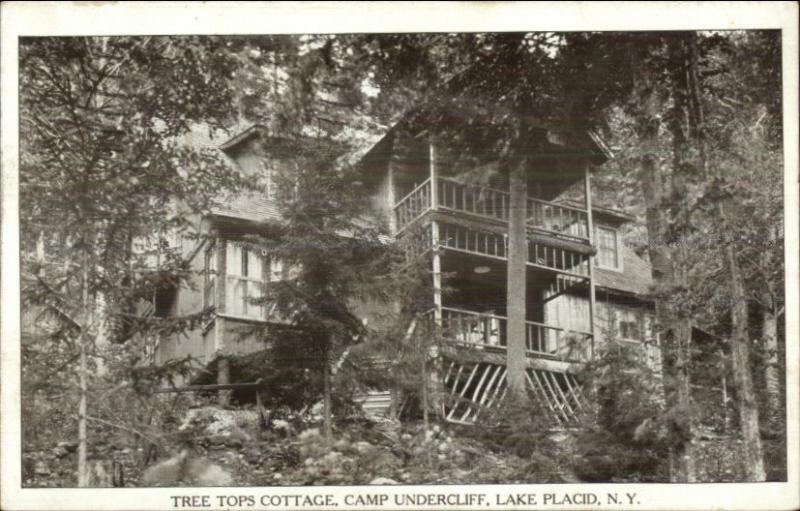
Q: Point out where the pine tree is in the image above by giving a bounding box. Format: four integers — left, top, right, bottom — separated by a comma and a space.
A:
19, 36, 246, 486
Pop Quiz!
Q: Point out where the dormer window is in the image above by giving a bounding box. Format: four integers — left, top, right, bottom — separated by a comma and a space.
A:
595, 226, 620, 270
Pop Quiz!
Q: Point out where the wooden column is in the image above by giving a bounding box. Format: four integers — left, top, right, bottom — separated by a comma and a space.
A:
429, 141, 442, 323
506, 165, 528, 398
387, 158, 398, 234
584, 164, 598, 358
214, 239, 230, 405
428, 140, 444, 416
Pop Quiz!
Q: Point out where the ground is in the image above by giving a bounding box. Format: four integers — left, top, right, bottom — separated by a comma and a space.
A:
22, 402, 761, 487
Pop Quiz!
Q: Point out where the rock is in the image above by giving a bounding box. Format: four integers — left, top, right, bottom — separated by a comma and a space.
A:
298, 428, 321, 441
224, 436, 243, 448
369, 477, 399, 485
34, 461, 50, 476
57, 441, 78, 453
437, 441, 449, 453
244, 447, 261, 465
371, 450, 401, 472
141, 451, 232, 487
52, 446, 70, 458
353, 441, 374, 454
273, 472, 282, 480
208, 435, 228, 447
187, 459, 233, 486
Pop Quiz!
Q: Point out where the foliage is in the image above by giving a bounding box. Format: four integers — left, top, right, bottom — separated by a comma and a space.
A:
19, 35, 250, 485
573, 344, 671, 482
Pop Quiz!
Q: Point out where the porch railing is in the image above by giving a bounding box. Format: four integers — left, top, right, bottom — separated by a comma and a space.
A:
393, 178, 432, 231
527, 198, 589, 240
437, 178, 510, 222
438, 306, 592, 362
394, 177, 590, 244
526, 321, 592, 361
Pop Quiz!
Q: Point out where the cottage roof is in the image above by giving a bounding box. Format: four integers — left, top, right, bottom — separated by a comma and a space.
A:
594, 245, 654, 298
218, 124, 346, 160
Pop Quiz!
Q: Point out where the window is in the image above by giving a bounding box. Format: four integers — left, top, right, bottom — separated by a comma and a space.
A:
261, 161, 277, 200
203, 245, 216, 309
226, 243, 266, 319
611, 307, 654, 342
595, 226, 620, 269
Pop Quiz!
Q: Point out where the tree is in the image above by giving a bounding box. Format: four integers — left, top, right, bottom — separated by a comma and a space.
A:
242, 140, 393, 443
19, 36, 246, 486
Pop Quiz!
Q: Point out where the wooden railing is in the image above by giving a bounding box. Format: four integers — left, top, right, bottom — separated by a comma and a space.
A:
393, 177, 591, 243
527, 198, 589, 240
437, 178, 510, 222
528, 241, 591, 276
393, 178, 432, 231
438, 223, 507, 259
441, 307, 507, 348
526, 321, 592, 361
438, 306, 592, 362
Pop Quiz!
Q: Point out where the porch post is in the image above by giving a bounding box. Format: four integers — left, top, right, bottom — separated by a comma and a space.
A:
215, 239, 230, 405
429, 140, 442, 323
428, 139, 444, 416
584, 163, 598, 358
506, 164, 528, 398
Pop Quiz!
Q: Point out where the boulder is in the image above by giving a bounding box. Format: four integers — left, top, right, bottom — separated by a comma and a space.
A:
353, 441, 375, 455
34, 460, 50, 476
140, 451, 233, 487
369, 477, 399, 485
57, 441, 78, 453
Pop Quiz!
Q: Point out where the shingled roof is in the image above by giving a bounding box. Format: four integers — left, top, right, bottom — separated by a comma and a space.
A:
594, 245, 654, 298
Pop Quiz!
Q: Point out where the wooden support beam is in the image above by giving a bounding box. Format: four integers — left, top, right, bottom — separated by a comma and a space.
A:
484, 368, 507, 409
448, 364, 479, 421
562, 373, 585, 411
506, 166, 529, 398
526, 370, 563, 425
584, 164, 598, 357
531, 369, 569, 424
546, 370, 577, 419
525, 370, 555, 422
473, 365, 504, 420
462, 364, 493, 422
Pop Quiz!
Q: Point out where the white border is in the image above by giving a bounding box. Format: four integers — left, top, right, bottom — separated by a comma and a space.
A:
1, 2, 798, 510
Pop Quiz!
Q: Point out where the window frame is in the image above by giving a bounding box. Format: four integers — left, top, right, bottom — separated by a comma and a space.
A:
203, 241, 217, 310
225, 242, 268, 321
594, 225, 623, 271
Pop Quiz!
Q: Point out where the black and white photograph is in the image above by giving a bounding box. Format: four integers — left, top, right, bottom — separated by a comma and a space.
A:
1, 2, 798, 510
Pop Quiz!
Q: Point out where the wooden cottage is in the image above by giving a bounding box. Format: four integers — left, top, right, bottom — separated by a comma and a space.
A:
154, 110, 661, 423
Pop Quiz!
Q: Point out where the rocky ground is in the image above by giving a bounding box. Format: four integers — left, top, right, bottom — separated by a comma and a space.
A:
23, 405, 757, 487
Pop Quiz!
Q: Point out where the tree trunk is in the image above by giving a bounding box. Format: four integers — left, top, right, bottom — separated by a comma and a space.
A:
77, 263, 89, 487
724, 240, 766, 481
323, 349, 332, 445
719, 348, 731, 432
762, 303, 781, 428
505, 164, 528, 401
636, 35, 696, 482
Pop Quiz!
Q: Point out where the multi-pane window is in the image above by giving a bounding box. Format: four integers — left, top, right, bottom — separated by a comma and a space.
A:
204, 245, 217, 309
612, 307, 655, 342
226, 243, 266, 319
261, 160, 278, 200
595, 226, 619, 269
